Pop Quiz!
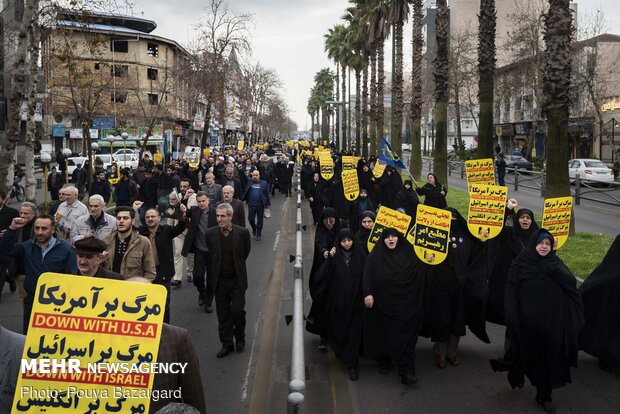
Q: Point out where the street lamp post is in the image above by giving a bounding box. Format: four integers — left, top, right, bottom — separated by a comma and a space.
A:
40, 152, 51, 213
62, 148, 72, 183
326, 100, 345, 152
612, 118, 616, 164
121, 132, 129, 168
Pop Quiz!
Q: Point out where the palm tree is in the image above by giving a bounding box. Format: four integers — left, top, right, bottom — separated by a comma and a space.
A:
542, 0, 572, 198
389, 0, 409, 158
410, 0, 423, 179
478, 0, 497, 159
314, 68, 335, 141
307, 88, 321, 142
366, 0, 391, 155
434, 0, 449, 184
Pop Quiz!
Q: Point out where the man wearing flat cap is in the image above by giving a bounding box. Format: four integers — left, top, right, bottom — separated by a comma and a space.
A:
75, 237, 123, 280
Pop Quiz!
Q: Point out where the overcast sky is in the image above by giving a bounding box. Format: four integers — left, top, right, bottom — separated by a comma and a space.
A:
132, 0, 620, 132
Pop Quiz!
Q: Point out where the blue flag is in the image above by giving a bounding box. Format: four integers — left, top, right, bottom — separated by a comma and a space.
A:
378, 138, 406, 169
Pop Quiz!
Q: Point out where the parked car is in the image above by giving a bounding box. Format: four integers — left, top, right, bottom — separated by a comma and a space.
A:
66, 156, 88, 176
113, 148, 138, 157
505, 155, 533, 171
114, 153, 140, 170
568, 159, 614, 184
402, 143, 412, 152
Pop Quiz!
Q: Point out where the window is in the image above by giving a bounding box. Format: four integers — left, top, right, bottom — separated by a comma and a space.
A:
515, 97, 522, 111
111, 92, 128, 104
94, 63, 101, 71
147, 42, 159, 57
147, 68, 158, 80
111, 40, 128, 53
111, 65, 128, 78
148, 94, 158, 105
523, 95, 534, 110
504, 100, 510, 113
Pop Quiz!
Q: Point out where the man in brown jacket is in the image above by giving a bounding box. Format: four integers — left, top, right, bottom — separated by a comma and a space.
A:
104, 206, 156, 280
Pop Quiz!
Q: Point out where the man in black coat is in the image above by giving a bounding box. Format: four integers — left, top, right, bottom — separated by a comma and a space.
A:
0, 191, 19, 299
137, 202, 187, 323
138, 168, 158, 223
90, 170, 112, 203
47, 167, 64, 201
182, 192, 217, 312
219, 185, 245, 228
206, 203, 251, 358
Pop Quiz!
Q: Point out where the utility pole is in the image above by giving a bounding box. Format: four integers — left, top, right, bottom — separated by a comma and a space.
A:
326, 100, 345, 152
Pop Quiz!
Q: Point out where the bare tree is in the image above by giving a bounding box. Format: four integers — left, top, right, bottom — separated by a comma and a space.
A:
449, 27, 477, 152
194, 0, 252, 152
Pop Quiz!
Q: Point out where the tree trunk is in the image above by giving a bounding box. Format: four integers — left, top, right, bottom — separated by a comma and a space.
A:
200, 100, 213, 151
454, 93, 463, 150
335, 63, 340, 142
369, 45, 377, 156
321, 107, 330, 141
478, 0, 496, 159
411, 0, 424, 180
341, 64, 347, 151
377, 41, 385, 151
433, 0, 450, 184
362, 57, 369, 159
0, 0, 35, 191
392, 20, 404, 158
355, 68, 361, 155
543, 0, 572, 199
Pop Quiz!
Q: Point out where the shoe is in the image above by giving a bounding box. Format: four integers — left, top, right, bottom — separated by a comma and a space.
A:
187, 275, 193, 283
204, 305, 213, 313
198, 297, 205, 307
236, 339, 245, 353
536, 399, 557, 414
317, 338, 328, 351
252, 229, 256, 237
435, 355, 446, 369
217, 345, 234, 358
171, 280, 181, 288
401, 374, 417, 385
447, 356, 460, 366
348, 367, 359, 381
9, 280, 16, 293
255, 235, 261, 241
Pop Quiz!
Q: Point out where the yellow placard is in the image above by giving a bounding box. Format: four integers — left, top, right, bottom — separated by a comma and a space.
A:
188, 152, 200, 169
367, 206, 412, 253
342, 169, 359, 201
107, 163, 120, 185
465, 158, 496, 189
413, 204, 452, 265
541, 196, 572, 249
237, 140, 245, 150
13, 273, 166, 413
319, 153, 334, 181
203, 148, 211, 158
467, 184, 508, 240
372, 161, 387, 178
153, 153, 163, 165
341, 156, 357, 171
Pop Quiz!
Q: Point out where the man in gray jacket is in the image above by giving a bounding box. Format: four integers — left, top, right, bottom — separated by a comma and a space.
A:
0, 325, 25, 413
70, 195, 117, 244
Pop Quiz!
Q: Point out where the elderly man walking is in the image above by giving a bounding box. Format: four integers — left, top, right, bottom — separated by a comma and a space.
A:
55, 185, 88, 240
70, 194, 117, 244
206, 203, 251, 358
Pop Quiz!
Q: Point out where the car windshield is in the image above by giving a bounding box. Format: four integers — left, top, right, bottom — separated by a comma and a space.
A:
584, 161, 606, 168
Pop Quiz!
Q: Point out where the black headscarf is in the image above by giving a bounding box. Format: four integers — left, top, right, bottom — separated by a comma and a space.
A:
355, 210, 375, 252
511, 208, 539, 250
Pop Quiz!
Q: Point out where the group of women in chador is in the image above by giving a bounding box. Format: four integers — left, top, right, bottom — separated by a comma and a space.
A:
301, 151, 620, 414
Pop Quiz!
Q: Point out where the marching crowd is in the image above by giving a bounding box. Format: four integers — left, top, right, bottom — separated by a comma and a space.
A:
0, 144, 297, 413
300, 150, 619, 414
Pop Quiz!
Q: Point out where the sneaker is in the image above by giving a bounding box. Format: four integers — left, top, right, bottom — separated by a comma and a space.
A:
536, 399, 557, 414
171, 280, 181, 288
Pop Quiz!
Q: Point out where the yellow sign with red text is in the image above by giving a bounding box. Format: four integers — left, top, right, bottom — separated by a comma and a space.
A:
367, 206, 412, 253
341, 156, 357, 171
342, 169, 360, 201
13, 273, 166, 413
372, 161, 387, 178
465, 158, 496, 189
467, 184, 508, 240
319, 153, 334, 181
541, 196, 572, 249
413, 205, 452, 265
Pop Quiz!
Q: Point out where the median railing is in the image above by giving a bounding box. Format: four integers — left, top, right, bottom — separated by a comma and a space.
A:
573, 174, 620, 206
288, 168, 305, 413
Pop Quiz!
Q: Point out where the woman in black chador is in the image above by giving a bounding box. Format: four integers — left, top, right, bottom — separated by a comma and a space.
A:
319, 228, 367, 381
305, 172, 328, 225
423, 208, 490, 369
363, 228, 427, 385
415, 172, 447, 209
579, 234, 620, 372
355, 210, 375, 255
306, 207, 342, 348
487, 203, 539, 324
491, 229, 584, 414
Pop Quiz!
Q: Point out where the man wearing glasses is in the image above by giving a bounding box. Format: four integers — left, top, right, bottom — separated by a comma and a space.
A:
55, 186, 88, 240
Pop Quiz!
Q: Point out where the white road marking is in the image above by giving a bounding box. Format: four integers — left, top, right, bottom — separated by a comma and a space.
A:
273, 231, 280, 251
241, 311, 262, 401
